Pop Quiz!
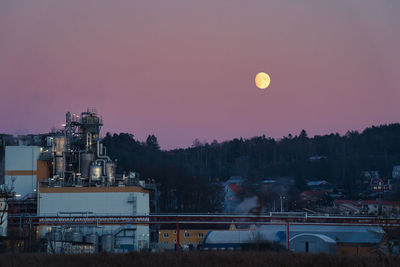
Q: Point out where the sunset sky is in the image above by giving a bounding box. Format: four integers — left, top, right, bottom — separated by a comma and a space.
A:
1, 0, 399, 149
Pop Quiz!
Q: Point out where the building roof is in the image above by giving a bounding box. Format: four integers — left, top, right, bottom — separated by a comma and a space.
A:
290, 233, 336, 244
228, 184, 241, 196
307, 180, 329, 187
39, 185, 149, 194
301, 190, 327, 199
258, 225, 385, 244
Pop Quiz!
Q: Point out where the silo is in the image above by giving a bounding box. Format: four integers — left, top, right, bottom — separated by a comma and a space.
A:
53, 136, 66, 176
105, 162, 115, 183
101, 234, 114, 252
71, 231, 83, 243
54, 136, 66, 156
65, 231, 73, 242
90, 165, 102, 181
49, 230, 62, 241
86, 233, 99, 252
80, 153, 95, 178
55, 157, 64, 176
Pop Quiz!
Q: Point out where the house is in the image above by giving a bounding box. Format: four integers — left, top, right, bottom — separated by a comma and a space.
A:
158, 224, 229, 251
334, 199, 400, 216
220, 176, 245, 213
159, 229, 210, 250
369, 178, 392, 193
392, 166, 400, 179
224, 183, 242, 213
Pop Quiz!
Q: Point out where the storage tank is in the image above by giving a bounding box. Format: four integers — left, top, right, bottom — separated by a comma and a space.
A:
54, 136, 66, 156
90, 165, 102, 181
203, 230, 285, 250
65, 231, 72, 241
86, 233, 99, 252
49, 231, 62, 241
101, 234, 114, 252
80, 153, 95, 178
105, 162, 115, 183
55, 157, 64, 176
71, 231, 83, 243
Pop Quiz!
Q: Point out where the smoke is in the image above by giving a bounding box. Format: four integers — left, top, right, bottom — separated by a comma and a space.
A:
236, 196, 258, 214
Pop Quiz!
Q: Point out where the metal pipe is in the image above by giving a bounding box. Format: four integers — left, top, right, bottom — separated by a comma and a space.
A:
78, 151, 81, 175
97, 140, 100, 157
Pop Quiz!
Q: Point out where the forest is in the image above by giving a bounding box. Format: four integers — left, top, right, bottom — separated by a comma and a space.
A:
102, 124, 400, 213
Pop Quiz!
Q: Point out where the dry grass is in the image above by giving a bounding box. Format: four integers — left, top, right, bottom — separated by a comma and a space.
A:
0, 251, 399, 267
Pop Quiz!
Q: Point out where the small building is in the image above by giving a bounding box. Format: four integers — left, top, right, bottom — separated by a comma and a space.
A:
392, 166, 400, 179
159, 229, 210, 250
222, 177, 244, 213
290, 233, 337, 254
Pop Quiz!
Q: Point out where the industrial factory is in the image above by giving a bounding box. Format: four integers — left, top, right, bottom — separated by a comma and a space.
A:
0, 109, 399, 255
1, 108, 151, 253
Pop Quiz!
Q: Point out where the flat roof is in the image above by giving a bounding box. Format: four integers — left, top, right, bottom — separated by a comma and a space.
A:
39, 186, 149, 194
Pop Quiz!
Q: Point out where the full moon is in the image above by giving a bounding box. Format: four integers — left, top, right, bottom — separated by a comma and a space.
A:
255, 72, 271, 89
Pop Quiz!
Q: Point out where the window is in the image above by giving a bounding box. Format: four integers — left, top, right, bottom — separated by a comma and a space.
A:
173, 230, 177, 234
198, 233, 204, 238
163, 233, 169, 238
184, 232, 190, 238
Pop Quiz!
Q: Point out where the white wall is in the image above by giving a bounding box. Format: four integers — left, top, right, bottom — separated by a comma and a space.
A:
5, 146, 41, 198
39, 191, 150, 216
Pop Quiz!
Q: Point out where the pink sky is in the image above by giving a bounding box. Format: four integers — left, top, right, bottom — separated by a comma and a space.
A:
1, 0, 399, 149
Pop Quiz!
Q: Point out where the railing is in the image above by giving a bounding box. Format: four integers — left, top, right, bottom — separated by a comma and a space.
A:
7, 213, 400, 227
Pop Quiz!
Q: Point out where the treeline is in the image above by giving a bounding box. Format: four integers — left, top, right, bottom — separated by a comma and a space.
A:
102, 124, 400, 212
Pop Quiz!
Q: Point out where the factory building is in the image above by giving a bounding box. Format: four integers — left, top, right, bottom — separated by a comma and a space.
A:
34, 108, 151, 253
1, 109, 151, 253
4, 146, 42, 198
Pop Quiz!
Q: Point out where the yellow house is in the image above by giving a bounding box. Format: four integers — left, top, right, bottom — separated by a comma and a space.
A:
159, 229, 210, 249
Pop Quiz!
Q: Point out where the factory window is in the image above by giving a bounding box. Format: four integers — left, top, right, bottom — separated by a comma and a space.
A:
305, 242, 309, 253
184, 232, 190, 238
163, 233, 169, 238
198, 233, 204, 238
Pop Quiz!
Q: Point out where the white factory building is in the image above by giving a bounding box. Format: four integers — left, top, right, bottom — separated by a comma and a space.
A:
38, 186, 150, 253
2, 110, 153, 253
4, 146, 42, 198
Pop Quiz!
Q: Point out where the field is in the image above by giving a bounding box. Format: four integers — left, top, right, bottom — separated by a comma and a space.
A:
0, 252, 399, 267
